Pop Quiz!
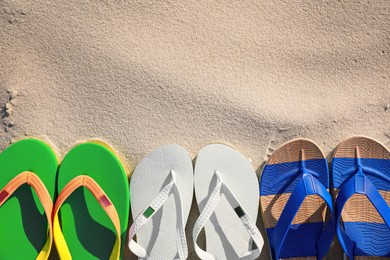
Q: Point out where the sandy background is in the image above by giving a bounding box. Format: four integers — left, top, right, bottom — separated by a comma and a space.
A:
1, 0, 389, 259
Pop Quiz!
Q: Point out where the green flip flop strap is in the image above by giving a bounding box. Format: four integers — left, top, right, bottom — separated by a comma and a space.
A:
53, 175, 121, 260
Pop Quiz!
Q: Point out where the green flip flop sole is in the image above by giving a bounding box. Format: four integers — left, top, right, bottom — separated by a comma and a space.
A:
0, 138, 57, 259
56, 141, 129, 259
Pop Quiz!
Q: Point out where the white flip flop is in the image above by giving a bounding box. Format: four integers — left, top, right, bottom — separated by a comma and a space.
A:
128, 144, 193, 259
193, 144, 264, 259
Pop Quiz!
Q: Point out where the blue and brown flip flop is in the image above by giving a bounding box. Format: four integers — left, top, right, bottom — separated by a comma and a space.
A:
260, 138, 335, 259
331, 136, 390, 259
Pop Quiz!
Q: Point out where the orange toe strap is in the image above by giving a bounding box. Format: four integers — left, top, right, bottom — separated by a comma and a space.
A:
0, 171, 53, 260
53, 175, 121, 260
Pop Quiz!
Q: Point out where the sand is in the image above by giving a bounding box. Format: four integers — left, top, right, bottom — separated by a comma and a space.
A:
0, 0, 389, 259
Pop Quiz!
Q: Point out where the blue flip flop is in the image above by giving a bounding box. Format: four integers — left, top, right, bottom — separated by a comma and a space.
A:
331, 136, 390, 259
260, 138, 335, 259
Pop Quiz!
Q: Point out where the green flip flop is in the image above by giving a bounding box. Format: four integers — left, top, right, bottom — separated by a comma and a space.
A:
0, 138, 57, 259
53, 141, 129, 260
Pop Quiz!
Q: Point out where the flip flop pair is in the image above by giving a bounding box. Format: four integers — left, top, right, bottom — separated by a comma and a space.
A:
128, 144, 264, 259
0, 138, 129, 259
260, 136, 390, 259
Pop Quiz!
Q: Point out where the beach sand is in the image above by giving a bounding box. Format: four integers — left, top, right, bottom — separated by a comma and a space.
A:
1, 0, 389, 259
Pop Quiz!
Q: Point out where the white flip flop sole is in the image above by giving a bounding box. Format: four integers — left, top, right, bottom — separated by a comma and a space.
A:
193, 144, 263, 259
129, 144, 193, 259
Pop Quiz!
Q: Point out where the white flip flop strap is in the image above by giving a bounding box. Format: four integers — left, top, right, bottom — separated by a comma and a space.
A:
193, 175, 223, 260
128, 171, 188, 259
193, 171, 263, 260
221, 178, 263, 260
173, 183, 188, 260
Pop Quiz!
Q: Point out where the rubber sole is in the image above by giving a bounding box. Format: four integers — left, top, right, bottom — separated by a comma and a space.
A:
0, 138, 57, 259
57, 142, 129, 259
331, 136, 390, 258
260, 138, 329, 259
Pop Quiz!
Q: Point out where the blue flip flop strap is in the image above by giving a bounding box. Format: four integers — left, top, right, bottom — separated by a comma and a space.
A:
336, 167, 390, 259
271, 172, 334, 260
